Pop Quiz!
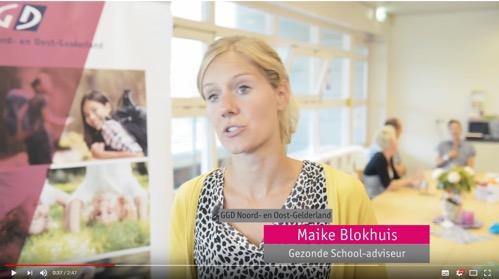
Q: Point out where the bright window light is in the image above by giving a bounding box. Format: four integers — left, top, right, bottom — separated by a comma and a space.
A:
375, 7, 387, 22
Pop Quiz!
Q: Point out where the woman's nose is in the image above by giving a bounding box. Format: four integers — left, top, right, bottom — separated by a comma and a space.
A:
220, 93, 239, 118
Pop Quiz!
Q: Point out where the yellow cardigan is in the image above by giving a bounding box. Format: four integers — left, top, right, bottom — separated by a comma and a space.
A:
168, 163, 386, 279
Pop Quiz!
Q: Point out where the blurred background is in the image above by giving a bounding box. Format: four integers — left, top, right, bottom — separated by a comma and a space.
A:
170, 1, 499, 186
168, 2, 499, 275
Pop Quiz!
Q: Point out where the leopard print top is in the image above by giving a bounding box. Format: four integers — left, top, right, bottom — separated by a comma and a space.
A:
194, 160, 331, 279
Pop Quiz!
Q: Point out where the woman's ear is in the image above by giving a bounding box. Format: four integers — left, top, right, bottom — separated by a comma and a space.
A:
275, 82, 290, 111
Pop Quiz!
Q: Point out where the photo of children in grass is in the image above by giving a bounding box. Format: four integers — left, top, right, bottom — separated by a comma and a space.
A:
18, 161, 150, 263
54, 69, 147, 164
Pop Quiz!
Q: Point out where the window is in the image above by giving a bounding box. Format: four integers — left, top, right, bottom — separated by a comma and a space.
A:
354, 46, 369, 56
289, 56, 321, 96
278, 17, 311, 42
319, 108, 347, 148
323, 58, 349, 100
216, 137, 229, 167
352, 106, 367, 145
216, 2, 273, 35
275, 46, 291, 63
352, 59, 367, 145
320, 29, 350, 50
171, 1, 204, 21
353, 60, 367, 99
171, 117, 204, 188
288, 110, 311, 155
171, 38, 206, 98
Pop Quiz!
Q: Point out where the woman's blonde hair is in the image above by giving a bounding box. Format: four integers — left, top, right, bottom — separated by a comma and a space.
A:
197, 36, 298, 145
376, 125, 397, 150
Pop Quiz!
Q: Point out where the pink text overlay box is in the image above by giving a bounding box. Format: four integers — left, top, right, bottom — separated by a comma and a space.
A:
264, 225, 430, 244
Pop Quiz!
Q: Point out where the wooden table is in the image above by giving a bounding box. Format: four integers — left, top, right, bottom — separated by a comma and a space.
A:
371, 183, 499, 265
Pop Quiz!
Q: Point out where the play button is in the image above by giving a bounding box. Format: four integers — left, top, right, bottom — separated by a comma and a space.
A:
10, 270, 16, 276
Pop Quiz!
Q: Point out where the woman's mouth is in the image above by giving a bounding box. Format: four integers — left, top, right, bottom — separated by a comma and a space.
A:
224, 125, 245, 137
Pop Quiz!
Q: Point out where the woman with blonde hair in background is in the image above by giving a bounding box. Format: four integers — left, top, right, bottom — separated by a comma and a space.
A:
169, 36, 384, 279
363, 126, 419, 199
368, 117, 407, 176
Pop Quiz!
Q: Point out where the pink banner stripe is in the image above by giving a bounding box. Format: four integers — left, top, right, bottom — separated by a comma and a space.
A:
0, 2, 104, 67
0, 2, 104, 265
264, 225, 430, 244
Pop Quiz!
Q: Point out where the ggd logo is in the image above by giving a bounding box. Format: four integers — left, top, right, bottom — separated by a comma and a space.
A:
0, 3, 46, 31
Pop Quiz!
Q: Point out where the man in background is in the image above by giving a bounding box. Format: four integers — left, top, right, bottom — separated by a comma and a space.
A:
436, 119, 476, 169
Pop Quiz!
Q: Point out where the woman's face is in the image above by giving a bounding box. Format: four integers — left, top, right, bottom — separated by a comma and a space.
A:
386, 137, 398, 154
202, 52, 287, 154
83, 100, 111, 130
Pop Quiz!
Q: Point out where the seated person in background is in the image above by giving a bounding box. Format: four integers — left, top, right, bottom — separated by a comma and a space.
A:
436, 119, 476, 169
364, 126, 418, 199
368, 117, 407, 176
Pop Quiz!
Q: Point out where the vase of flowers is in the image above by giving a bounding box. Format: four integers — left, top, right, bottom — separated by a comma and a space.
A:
432, 166, 475, 223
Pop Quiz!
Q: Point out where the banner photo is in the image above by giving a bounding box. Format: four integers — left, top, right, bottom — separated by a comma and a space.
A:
0, 1, 105, 269
19, 162, 150, 264
0, 3, 171, 277
53, 68, 147, 165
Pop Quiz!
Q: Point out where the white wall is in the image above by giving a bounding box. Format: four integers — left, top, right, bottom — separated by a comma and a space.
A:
386, 9, 499, 172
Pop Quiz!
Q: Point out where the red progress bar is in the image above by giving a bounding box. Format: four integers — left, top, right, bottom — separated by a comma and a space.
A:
4, 264, 115, 267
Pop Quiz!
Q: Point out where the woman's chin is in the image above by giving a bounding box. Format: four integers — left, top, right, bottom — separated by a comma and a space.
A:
223, 138, 268, 155
225, 143, 253, 155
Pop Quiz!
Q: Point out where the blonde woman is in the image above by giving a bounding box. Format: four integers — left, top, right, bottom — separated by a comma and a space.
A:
363, 126, 418, 199
169, 36, 383, 279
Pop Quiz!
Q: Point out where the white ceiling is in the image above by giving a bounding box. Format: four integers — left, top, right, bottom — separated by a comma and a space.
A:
362, 1, 499, 15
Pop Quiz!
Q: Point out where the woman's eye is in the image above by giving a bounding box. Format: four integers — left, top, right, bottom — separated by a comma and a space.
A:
237, 85, 251, 95
207, 94, 218, 103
